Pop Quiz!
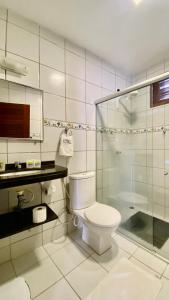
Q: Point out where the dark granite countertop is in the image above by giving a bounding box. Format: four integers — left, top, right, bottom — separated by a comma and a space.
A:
0, 161, 68, 189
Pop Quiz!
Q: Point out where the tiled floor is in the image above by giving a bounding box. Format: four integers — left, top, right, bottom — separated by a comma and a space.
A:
0, 231, 169, 299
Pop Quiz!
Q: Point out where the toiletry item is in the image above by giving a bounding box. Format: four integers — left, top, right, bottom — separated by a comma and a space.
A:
0, 161, 5, 172
33, 206, 47, 223
15, 161, 21, 169
34, 159, 41, 168
26, 160, 34, 169
59, 129, 74, 157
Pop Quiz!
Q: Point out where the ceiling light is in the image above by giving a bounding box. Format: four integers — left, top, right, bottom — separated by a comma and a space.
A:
134, 0, 142, 5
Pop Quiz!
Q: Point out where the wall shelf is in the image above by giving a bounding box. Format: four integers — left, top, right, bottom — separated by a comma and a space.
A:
0, 161, 68, 189
0, 204, 58, 239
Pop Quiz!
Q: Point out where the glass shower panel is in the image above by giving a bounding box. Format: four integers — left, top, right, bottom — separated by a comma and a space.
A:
96, 86, 154, 251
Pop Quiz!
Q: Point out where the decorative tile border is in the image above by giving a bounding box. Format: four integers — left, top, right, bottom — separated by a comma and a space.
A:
44, 119, 169, 135
44, 119, 96, 131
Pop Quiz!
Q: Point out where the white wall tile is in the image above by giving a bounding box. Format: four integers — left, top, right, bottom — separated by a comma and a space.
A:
73, 130, 86, 151
0, 50, 5, 79
86, 61, 101, 86
11, 233, 42, 259
41, 127, 62, 152
86, 104, 96, 126
66, 98, 86, 124
0, 153, 7, 164
43, 93, 65, 120
86, 83, 101, 104
65, 40, 85, 57
0, 140, 7, 153
40, 26, 64, 48
0, 19, 6, 50
68, 151, 86, 174
87, 131, 96, 150
86, 51, 101, 66
102, 70, 115, 91
10, 226, 42, 244
40, 65, 65, 96
7, 23, 39, 62
66, 51, 85, 80
66, 75, 85, 102
87, 151, 96, 171
153, 150, 164, 168
116, 75, 126, 91
0, 7, 7, 20
6, 52, 39, 88
40, 38, 64, 72
153, 132, 164, 150
153, 106, 164, 127
8, 10, 39, 34
8, 140, 40, 153
8, 152, 40, 163
0, 246, 10, 264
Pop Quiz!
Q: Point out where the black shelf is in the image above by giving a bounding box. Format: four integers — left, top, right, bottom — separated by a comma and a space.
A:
0, 204, 58, 239
0, 161, 68, 189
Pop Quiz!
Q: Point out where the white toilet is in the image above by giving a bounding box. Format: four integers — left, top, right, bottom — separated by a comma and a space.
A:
69, 172, 121, 255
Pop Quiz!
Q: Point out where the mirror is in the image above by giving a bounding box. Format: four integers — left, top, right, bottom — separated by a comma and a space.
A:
0, 79, 43, 141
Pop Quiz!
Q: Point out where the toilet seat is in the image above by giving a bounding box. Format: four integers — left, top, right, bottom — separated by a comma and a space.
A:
84, 203, 121, 228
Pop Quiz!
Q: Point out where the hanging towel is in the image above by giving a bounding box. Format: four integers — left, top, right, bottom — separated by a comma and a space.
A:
59, 129, 74, 157
0, 277, 31, 300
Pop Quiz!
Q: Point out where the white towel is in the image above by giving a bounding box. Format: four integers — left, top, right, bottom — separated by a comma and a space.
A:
59, 130, 74, 157
0, 277, 31, 300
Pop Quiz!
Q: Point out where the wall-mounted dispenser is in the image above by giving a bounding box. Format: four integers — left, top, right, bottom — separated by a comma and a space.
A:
0, 57, 29, 76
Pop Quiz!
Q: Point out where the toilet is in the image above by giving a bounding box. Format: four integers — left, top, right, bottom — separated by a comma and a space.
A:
69, 172, 121, 255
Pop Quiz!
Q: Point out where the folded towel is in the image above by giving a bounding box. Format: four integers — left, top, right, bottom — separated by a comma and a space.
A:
59, 130, 74, 157
0, 277, 31, 300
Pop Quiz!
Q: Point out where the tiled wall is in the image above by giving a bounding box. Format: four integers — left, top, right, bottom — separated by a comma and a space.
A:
0, 6, 129, 262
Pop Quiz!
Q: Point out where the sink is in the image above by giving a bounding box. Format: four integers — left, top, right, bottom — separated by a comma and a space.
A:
0, 170, 40, 178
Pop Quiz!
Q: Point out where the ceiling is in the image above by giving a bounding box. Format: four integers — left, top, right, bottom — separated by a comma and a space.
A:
0, 0, 169, 76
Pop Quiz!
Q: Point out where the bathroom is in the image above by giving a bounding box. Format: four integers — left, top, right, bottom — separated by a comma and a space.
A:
0, 0, 168, 299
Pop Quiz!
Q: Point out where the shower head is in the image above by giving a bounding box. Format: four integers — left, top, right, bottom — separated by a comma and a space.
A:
129, 90, 138, 98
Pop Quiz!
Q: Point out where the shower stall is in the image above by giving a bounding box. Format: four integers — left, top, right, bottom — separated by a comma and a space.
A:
96, 72, 169, 260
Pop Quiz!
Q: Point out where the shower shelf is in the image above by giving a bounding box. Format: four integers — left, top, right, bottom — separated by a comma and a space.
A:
0, 203, 58, 239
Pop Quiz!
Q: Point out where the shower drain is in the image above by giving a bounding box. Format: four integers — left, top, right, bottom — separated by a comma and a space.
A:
129, 206, 135, 209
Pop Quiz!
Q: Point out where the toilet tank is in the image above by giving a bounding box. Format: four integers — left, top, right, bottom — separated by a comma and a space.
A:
69, 172, 96, 210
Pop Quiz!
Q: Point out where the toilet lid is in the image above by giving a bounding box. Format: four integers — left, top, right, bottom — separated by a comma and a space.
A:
84, 203, 121, 228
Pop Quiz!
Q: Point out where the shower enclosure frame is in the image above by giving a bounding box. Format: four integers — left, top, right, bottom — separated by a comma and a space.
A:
95, 72, 169, 105
95, 71, 169, 259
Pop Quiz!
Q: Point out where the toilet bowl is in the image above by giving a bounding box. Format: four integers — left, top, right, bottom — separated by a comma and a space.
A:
69, 172, 121, 255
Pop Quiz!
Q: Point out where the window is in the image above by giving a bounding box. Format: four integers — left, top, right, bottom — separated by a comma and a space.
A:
150, 78, 169, 107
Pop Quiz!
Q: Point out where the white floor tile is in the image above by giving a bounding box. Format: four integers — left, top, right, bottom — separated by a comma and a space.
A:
66, 257, 107, 299
156, 277, 169, 300
12, 246, 48, 275
34, 278, 79, 300
44, 236, 72, 256
129, 257, 160, 278
113, 234, 138, 254
92, 246, 130, 272
133, 247, 167, 274
22, 257, 62, 298
0, 261, 16, 285
162, 263, 169, 279
51, 241, 89, 275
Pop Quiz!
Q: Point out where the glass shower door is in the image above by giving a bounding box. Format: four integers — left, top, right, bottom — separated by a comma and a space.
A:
96, 86, 154, 252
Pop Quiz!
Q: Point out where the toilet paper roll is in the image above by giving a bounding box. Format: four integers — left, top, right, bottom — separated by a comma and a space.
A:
33, 206, 47, 223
